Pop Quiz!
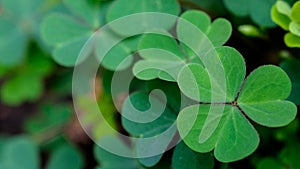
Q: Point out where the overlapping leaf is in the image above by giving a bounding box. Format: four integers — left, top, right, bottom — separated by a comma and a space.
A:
271, 1, 300, 48
0, 50, 54, 106
223, 0, 278, 27
106, 0, 180, 36
41, 0, 107, 66
177, 46, 297, 162
121, 81, 181, 167
133, 10, 232, 82
24, 103, 72, 135
172, 141, 214, 169
94, 136, 141, 169
0, 0, 62, 66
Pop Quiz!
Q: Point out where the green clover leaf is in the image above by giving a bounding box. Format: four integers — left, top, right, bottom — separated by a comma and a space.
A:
133, 10, 232, 82
41, 0, 107, 66
0, 50, 54, 106
121, 81, 181, 167
177, 46, 297, 162
41, 0, 179, 70
24, 103, 72, 135
271, 1, 300, 48
106, 0, 180, 36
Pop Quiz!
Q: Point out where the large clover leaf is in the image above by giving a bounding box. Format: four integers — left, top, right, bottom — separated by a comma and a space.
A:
177, 46, 297, 162
133, 10, 231, 82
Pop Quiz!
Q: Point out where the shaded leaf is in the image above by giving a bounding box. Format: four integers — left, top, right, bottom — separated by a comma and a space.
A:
172, 141, 214, 169
46, 145, 84, 169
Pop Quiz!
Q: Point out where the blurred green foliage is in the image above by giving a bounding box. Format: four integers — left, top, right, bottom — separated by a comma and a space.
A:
0, 0, 299, 169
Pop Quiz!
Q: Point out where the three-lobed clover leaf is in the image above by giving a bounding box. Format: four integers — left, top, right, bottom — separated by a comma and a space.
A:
177, 46, 297, 162
133, 10, 232, 82
41, 0, 109, 66
271, 1, 300, 48
41, 0, 180, 69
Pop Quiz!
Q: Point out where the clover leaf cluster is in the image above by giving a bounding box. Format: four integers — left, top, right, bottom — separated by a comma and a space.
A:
272, 1, 300, 48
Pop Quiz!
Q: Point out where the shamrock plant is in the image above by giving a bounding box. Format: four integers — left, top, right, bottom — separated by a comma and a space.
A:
176, 46, 297, 162
271, 0, 300, 48
41, 0, 180, 69
126, 8, 298, 164
133, 10, 231, 82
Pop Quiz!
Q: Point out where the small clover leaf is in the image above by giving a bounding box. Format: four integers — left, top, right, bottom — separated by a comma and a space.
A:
0, 50, 54, 106
41, 0, 106, 66
177, 46, 297, 162
223, 0, 278, 27
272, 1, 300, 48
42, 0, 135, 69
24, 103, 72, 135
271, 1, 292, 30
133, 10, 232, 82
